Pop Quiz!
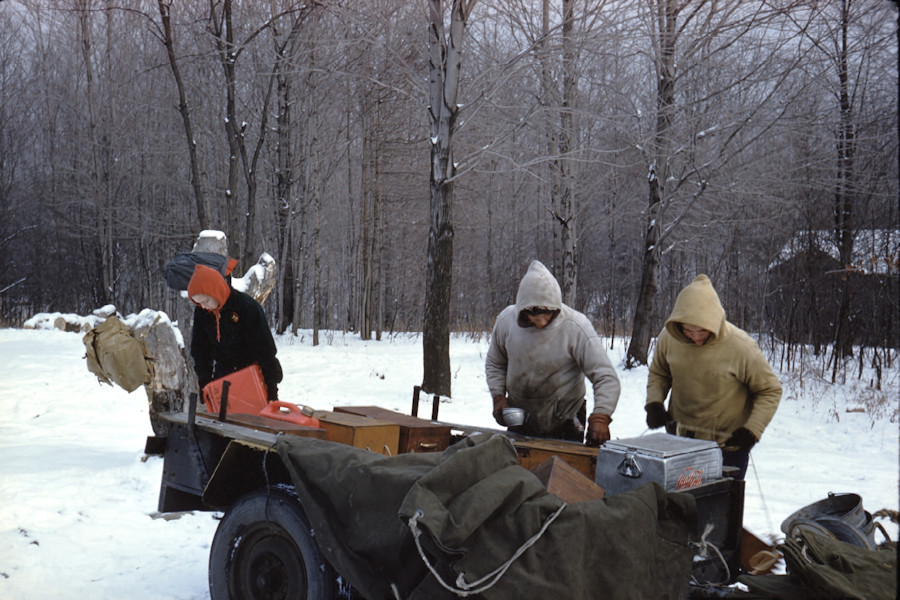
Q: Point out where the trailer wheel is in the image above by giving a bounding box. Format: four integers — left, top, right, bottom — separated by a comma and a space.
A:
209, 486, 334, 600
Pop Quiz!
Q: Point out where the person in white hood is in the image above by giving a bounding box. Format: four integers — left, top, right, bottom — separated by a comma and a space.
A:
485, 260, 620, 445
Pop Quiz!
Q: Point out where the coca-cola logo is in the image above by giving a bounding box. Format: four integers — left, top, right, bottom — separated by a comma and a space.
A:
676, 466, 704, 490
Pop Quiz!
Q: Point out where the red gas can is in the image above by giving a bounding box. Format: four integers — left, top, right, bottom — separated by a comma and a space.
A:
259, 401, 321, 428
202, 364, 268, 415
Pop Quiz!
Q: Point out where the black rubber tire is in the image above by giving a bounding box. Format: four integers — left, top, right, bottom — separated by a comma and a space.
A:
209, 486, 335, 600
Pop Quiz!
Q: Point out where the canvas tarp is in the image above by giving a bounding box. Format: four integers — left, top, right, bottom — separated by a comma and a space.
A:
275, 432, 698, 600
738, 527, 897, 600
82, 316, 150, 393
163, 251, 235, 291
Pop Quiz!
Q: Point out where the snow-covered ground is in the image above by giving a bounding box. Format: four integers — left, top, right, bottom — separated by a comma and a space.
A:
0, 324, 897, 599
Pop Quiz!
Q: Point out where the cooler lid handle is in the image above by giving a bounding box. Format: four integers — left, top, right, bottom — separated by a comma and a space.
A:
617, 450, 643, 479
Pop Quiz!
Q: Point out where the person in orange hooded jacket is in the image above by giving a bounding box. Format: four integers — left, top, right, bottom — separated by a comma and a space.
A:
187, 264, 283, 401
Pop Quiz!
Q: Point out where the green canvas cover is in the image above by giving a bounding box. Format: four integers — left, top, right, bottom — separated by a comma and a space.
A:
739, 527, 897, 600
276, 432, 699, 600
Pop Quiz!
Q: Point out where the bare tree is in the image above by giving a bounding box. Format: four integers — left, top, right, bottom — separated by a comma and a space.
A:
207, 1, 317, 267
531, 0, 578, 303
155, 0, 211, 230
624, 0, 812, 366
272, 13, 302, 334
556, 0, 577, 302
422, 0, 477, 397
0, 0, 896, 381
797, 0, 896, 363
359, 88, 381, 340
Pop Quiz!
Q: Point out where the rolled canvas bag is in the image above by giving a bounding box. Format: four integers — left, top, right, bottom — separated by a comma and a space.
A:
164, 252, 237, 291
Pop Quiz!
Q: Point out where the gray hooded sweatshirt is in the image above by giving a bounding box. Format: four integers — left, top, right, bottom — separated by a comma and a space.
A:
485, 261, 620, 435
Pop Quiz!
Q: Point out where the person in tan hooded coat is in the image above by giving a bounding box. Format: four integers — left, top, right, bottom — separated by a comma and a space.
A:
645, 274, 781, 479
486, 260, 620, 445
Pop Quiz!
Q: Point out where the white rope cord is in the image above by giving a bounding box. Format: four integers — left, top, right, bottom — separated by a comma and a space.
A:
689, 522, 731, 585
800, 542, 814, 563
407, 502, 568, 597
261, 433, 284, 521
748, 452, 776, 536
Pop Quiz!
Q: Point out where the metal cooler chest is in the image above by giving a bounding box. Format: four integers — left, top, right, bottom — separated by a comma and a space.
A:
595, 432, 722, 496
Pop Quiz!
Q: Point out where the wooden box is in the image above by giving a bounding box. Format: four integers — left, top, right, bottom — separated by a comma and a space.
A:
513, 438, 599, 480
531, 456, 606, 503
313, 411, 400, 456
222, 413, 328, 439
333, 405, 451, 453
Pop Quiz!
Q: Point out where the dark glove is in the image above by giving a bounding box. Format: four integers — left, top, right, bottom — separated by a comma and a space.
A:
492, 394, 509, 426
585, 413, 612, 446
268, 384, 278, 402
645, 403, 669, 429
724, 427, 757, 451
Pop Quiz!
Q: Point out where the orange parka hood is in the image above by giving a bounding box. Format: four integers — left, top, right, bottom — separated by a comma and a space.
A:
188, 265, 232, 340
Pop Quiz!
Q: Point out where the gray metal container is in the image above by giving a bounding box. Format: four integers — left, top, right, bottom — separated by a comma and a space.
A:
780, 492, 877, 550
595, 433, 723, 496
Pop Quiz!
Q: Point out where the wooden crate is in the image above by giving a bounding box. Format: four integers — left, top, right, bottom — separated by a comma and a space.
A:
513, 438, 599, 480
530, 456, 606, 503
313, 411, 400, 456
206, 412, 328, 439
333, 405, 451, 453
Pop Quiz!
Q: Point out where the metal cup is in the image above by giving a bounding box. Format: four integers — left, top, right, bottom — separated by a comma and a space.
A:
502, 407, 526, 427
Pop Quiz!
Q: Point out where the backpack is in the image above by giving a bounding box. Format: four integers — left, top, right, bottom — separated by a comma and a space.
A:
83, 316, 150, 393
163, 252, 237, 291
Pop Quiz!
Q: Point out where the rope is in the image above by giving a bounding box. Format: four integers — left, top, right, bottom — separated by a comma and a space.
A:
262, 433, 283, 522
873, 521, 892, 545
407, 502, 567, 597
749, 452, 776, 536
689, 522, 731, 585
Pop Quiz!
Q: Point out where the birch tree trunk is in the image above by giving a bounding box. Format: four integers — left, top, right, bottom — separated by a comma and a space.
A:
422, 0, 476, 397
558, 0, 577, 304
540, 0, 562, 278
539, 0, 577, 305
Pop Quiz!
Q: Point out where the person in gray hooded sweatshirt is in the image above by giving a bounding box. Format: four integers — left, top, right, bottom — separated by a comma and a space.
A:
485, 260, 620, 445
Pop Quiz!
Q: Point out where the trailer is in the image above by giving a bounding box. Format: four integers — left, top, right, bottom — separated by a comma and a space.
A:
154, 394, 746, 599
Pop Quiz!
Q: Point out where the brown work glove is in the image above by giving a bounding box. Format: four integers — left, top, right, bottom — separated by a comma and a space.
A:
585, 413, 612, 446
492, 394, 509, 426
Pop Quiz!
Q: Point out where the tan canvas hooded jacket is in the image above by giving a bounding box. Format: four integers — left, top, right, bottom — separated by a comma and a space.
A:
485, 260, 620, 435
646, 274, 782, 445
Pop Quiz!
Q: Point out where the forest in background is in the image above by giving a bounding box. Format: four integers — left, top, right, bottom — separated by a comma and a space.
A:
0, 0, 897, 388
